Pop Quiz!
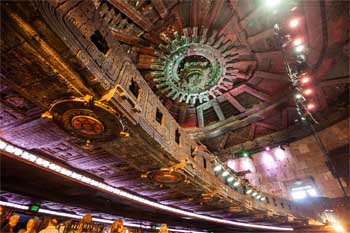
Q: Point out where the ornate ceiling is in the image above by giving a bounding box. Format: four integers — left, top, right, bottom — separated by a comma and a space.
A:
96, 0, 349, 153
0, 0, 349, 232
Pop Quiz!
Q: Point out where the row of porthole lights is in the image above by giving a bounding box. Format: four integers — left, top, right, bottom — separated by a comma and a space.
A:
0, 139, 294, 231
213, 164, 266, 202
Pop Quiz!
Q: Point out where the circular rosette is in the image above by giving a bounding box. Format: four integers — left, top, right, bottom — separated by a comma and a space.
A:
148, 168, 185, 185
46, 96, 126, 141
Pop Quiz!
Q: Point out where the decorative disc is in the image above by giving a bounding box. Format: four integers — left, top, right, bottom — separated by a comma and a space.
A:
148, 170, 185, 184
49, 97, 125, 141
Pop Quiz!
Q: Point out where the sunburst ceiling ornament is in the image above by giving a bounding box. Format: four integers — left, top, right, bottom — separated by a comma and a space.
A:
150, 27, 250, 105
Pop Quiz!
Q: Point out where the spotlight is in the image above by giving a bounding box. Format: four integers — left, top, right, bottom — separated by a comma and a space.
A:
264, 0, 281, 8
303, 88, 313, 96
222, 171, 229, 177
252, 192, 258, 197
293, 38, 303, 46
294, 93, 303, 99
246, 189, 253, 194
214, 165, 222, 172
260, 196, 266, 201
300, 76, 310, 84
294, 45, 305, 53
233, 181, 240, 187
332, 224, 345, 232
227, 176, 234, 182
256, 195, 261, 199
301, 116, 306, 121
265, 146, 270, 151
289, 18, 300, 28
307, 103, 315, 110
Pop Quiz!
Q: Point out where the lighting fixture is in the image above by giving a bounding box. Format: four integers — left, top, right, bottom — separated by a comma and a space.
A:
293, 38, 302, 46
246, 189, 253, 194
240, 150, 249, 158
256, 195, 261, 199
222, 171, 229, 177
289, 18, 300, 28
0, 140, 293, 231
260, 197, 266, 201
332, 224, 345, 232
264, 0, 281, 8
265, 146, 270, 151
252, 192, 258, 197
294, 93, 303, 99
294, 45, 305, 53
307, 103, 315, 110
227, 176, 234, 182
300, 76, 310, 84
303, 88, 313, 96
213, 165, 222, 172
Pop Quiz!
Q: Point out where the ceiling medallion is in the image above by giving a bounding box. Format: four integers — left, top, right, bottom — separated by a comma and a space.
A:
42, 95, 128, 142
151, 27, 246, 105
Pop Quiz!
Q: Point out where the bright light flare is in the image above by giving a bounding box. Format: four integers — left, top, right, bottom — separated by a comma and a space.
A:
214, 165, 222, 172
295, 45, 305, 53
289, 18, 300, 28
295, 93, 303, 99
222, 171, 229, 177
303, 89, 313, 96
264, 0, 282, 8
332, 224, 345, 232
307, 103, 315, 110
293, 38, 303, 46
301, 76, 310, 84
265, 146, 270, 151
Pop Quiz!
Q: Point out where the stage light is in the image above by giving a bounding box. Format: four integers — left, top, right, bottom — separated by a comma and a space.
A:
294, 45, 305, 53
303, 88, 313, 96
260, 197, 266, 201
214, 165, 222, 172
227, 176, 234, 182
256, 195, 261, 199
307, 103, 315, 110
240, 150, 250, 157
222, 171, 229, 177
293, 38, 302, 46
300, 76, 310, 84
332, 224, 345, 232
295, 93, 303, 99
246, 189, 253, 194
301, 116, 306, 121
265, 146, 270, 151
264, 0, 281, 8
233, 181, 240, 187
289, 18, 300, 28
252, 192, 258, 197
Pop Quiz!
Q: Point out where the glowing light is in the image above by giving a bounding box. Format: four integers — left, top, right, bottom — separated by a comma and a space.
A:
252, 192, 258, 197
0, 201, 29, 210
303, 88, 313, 96
262, 152, 275, 168
307, 189, 318, 197
307, 103, 315, 110
260, 197, 266, 201
291, 190, 306, 200
265, 146, 270, 151
264, 0, 281, 8
275, 148, 286, 160
295, 45, 305, 53
0, 141, 294, 231
301, 76, 310, 84
289, 18, 300, 28
295, 93, 303, 99
222, 171, 229, 177
0, 140, 7, 149
246, 189, 253, 194
256, 195, 261, 199
233, 181, 240, 187
332, 224, 345, 232
293, 38, 303, 46
214, 165, 222, 172
227, 176, 234, 182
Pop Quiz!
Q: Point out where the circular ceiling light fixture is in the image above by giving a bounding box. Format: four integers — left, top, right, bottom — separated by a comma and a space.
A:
150, 27, 253, 105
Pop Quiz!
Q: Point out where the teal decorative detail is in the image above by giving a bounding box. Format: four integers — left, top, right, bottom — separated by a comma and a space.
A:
151, 27, 245, 105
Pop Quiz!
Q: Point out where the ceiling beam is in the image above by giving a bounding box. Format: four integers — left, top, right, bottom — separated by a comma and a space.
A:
151, 0, 169, 19
109, 0, 153, 32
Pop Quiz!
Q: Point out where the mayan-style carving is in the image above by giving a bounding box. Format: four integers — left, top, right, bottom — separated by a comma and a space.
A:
149, 27, 255, 105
